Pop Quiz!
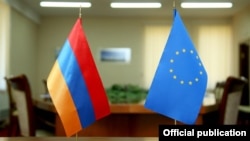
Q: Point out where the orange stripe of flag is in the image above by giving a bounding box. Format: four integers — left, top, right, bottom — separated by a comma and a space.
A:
47, 61, 82, 136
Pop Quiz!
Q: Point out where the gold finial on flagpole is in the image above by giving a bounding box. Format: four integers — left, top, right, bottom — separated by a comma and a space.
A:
79, 5, 82, 18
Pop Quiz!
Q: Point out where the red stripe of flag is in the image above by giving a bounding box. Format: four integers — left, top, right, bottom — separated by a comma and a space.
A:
68, 18, 110, 119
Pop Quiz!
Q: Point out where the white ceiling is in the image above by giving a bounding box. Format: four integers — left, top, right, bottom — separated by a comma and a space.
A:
10, 0, 250, 18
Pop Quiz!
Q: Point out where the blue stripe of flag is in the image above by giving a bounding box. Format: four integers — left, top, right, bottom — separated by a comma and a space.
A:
57, 39, 96, 127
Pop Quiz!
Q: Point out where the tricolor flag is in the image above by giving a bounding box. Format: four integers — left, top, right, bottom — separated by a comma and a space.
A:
47, 18, 110, 137
144, 9, 208, 124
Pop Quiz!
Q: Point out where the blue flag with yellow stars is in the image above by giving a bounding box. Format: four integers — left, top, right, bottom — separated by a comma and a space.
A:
144, 9, 208, 124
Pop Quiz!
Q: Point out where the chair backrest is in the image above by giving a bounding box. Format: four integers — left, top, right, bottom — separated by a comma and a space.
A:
214, 81, 226, 103
5, 74, 35, 136
218, 76, 248, 124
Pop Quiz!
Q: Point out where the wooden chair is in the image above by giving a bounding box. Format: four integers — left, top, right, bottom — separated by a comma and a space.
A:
218, 76, 248, 124
4, 74, 54, 136
238, 81, 250, 125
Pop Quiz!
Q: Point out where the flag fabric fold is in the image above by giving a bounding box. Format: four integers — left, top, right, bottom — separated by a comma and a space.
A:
144, 9, 208, 124
47, 18, 110, 137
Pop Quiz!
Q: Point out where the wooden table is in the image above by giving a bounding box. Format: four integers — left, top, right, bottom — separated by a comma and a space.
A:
33, 99, 219, 137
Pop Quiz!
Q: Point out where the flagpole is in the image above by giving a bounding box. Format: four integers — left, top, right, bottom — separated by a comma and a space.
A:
79, 5, 82, 18
75, 6, 82, 141
173, 0, 177, 126
173, 0, 176, 9
173, 0, 176, 17
75, 133, 78, 141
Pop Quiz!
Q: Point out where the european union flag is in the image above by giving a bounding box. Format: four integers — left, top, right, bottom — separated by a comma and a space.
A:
144, 9, 208, 124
